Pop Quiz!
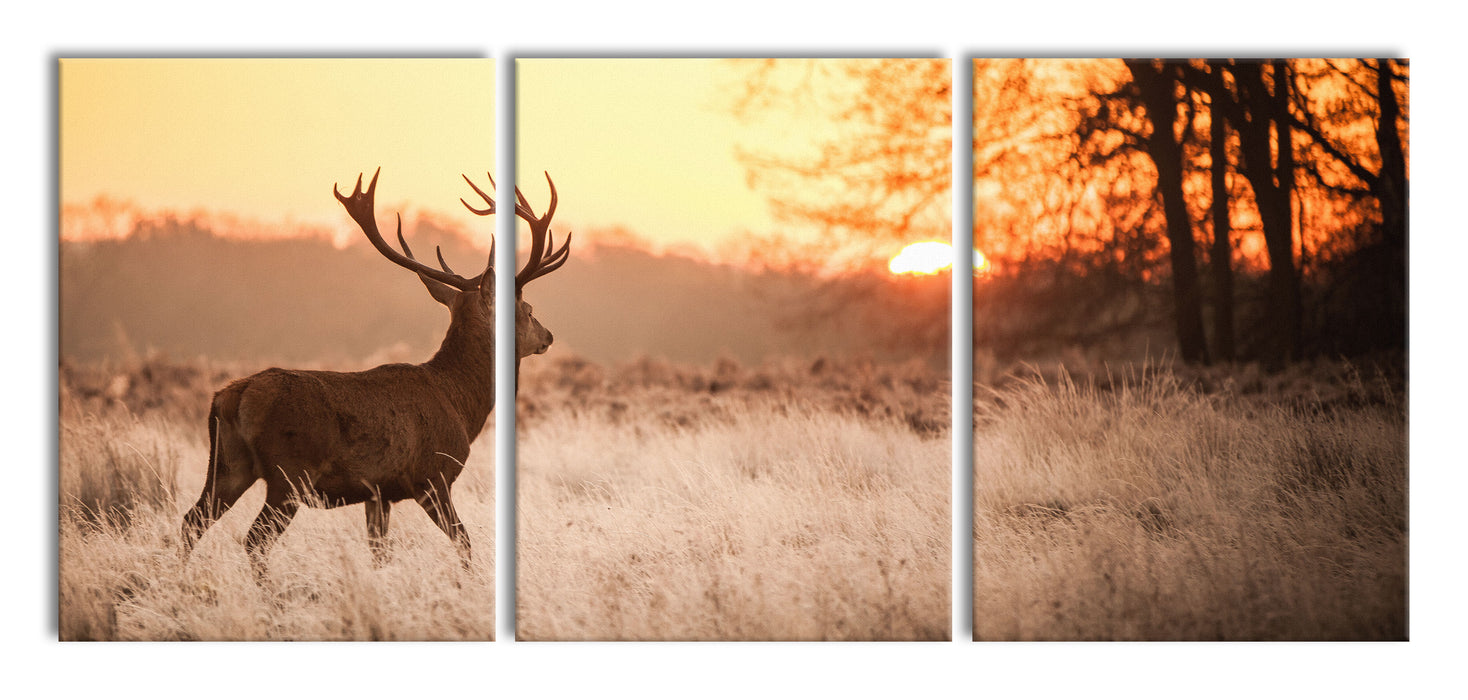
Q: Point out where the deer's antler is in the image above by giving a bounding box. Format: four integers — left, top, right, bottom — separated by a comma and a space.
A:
335, 168, 486, 290
459, 171, 571, 295
513, 172, 573, 293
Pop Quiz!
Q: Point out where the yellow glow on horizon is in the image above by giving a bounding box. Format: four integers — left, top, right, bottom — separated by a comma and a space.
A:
60, 59, 495, 243
62, 58, 950, 271
889, 242, 991, 275
890, 241, 953, 275
516, 59, 843, 258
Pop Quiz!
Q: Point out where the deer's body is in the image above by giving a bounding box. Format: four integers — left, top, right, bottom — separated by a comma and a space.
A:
211, 364, 481, 507
180, 169, 566, 578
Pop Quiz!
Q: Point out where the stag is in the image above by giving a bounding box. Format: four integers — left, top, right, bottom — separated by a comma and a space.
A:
179, 168, 571, 578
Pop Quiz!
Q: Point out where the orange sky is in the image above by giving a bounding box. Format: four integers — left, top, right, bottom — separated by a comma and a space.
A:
60, 59, 495, 245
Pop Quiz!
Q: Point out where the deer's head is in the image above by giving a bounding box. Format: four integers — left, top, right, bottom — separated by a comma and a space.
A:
516, 300, 552, 357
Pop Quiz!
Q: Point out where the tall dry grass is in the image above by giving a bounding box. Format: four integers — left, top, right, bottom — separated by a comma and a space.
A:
972, 360, 1407, 640
58, 365, 496, 641
62, 352, 1404, 642
60, 408, 180, 532
516, 355, 952, 640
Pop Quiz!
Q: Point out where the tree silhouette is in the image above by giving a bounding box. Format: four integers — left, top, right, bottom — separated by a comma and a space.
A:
1191, 58, 1408, 360
1225, 60, 1302, 363
732, 59, 953, 363
735, 58, 1406, 364
1206, 69, 1236, 362
733, 59, 952, 253
1125, 59, 1209, 363
977, 58, 1407, 363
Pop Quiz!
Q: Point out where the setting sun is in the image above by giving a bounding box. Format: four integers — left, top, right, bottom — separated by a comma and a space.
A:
890, 241, 952, 275
888, 242, 990, 275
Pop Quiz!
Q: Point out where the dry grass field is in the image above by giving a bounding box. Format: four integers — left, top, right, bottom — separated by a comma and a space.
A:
58, 351, 1405, 642
58, 358, 496, 641
515, 354, 953, 641
972, 356, 1407, 640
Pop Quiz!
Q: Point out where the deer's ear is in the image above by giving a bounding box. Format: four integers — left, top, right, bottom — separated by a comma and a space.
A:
417, 273, 459, 307
477, 269, 495, 301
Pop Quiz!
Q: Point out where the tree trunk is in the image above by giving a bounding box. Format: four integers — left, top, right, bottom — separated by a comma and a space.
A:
1375, 58, 1408, 249
1208, 74, 1235, 362
1231, 60, 1301, 365
1371, 58, 1408, 351
1125, 59, 1209, 364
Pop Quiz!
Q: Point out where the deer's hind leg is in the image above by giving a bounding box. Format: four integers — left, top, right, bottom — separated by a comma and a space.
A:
244, 486, 300, 581
181, 412, 259, 561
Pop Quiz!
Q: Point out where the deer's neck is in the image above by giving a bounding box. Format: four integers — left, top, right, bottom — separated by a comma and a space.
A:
424, 318, 496, 440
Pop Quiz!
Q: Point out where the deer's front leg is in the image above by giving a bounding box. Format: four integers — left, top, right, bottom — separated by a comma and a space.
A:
417, 487, 471, 568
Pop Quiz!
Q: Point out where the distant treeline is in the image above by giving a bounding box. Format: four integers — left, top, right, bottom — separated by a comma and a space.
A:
59, 217, 952, 368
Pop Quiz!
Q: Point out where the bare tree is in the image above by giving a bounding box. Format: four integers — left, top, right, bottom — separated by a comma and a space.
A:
1206, 67, 1236, 361
179, 169, 571, 578
1221, 60, 1302, 364
734, 58, 952, 254
1124, 59, 1209, 363
731, 59, 953, 362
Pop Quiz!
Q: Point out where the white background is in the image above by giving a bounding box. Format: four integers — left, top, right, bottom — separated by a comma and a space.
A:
6, 2, 1461, 698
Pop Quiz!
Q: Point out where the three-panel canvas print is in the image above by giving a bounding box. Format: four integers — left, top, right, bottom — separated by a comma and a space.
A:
57, 57, 1407, 641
